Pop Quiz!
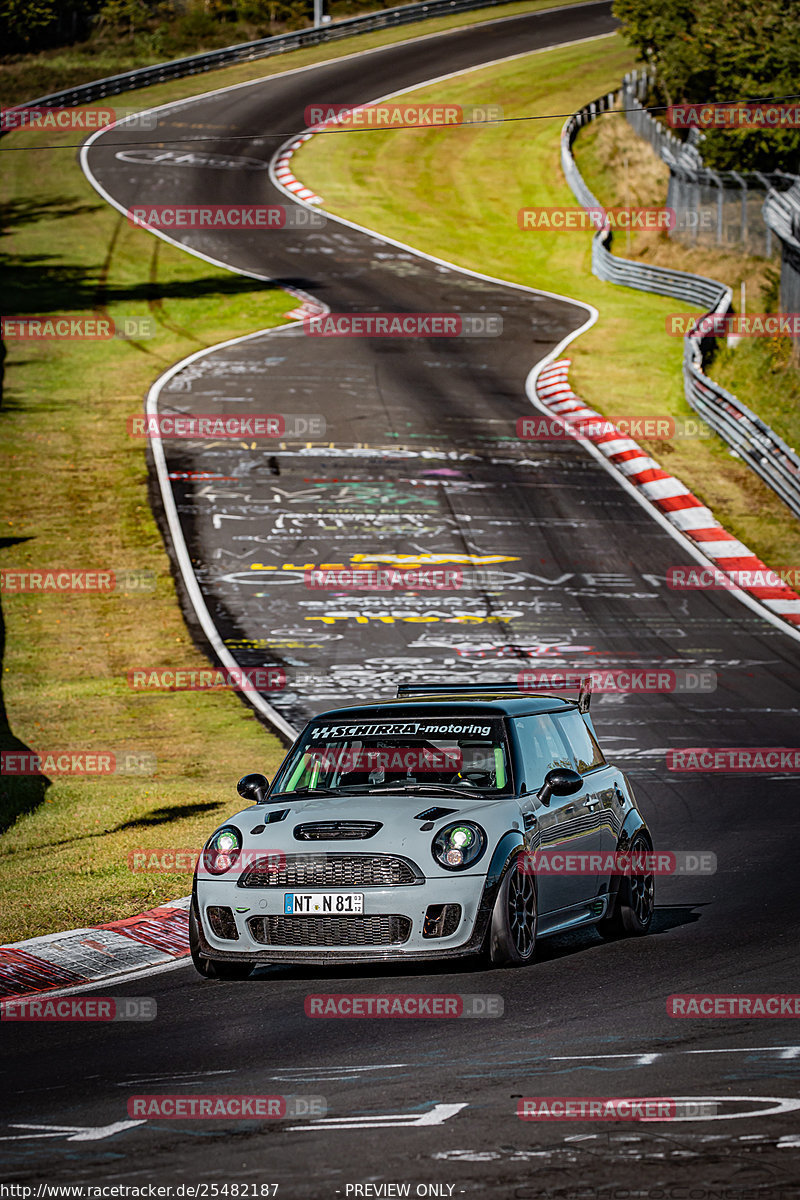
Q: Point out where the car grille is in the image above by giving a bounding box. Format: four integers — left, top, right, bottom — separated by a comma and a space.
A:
293, 821, 382, 840
238, 854, 421, 889
248, 914, 412, 947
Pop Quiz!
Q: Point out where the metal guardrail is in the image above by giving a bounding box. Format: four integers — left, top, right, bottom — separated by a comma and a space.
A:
764, 181, 800, 249
2, 0, 513, 121
683, 338, 800, 519
560, 90, 800, 522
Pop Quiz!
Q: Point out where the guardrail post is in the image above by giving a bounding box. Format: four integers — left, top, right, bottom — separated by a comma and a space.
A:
730, 171, 748, 250
713, 173, 724, 244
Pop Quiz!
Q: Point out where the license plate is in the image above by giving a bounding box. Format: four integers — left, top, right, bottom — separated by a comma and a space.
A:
284, 892, 364, 915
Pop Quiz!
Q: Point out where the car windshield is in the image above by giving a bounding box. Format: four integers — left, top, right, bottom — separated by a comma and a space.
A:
271, 716, 512, 796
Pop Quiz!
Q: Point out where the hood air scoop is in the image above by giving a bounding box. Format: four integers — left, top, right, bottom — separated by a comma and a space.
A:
293, 821, 382, 840
414, 807, 458, 822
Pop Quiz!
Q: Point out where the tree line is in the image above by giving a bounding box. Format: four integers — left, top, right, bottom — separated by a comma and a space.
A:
614, 0, 800, 170
1, 0, 330, 54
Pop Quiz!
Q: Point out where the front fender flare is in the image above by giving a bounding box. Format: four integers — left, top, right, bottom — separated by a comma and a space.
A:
605, 813, 654, 903
467, 830, 527, 953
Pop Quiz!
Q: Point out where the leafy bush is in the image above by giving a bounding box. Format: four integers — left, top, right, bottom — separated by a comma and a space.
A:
613, 0, 800, 171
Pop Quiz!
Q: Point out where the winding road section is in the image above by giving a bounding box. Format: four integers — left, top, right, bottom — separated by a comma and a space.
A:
81, 1, 621, 734
2, 3, 799, 1192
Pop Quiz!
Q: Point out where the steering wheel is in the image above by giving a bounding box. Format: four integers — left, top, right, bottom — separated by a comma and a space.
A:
452, 770, 494, 787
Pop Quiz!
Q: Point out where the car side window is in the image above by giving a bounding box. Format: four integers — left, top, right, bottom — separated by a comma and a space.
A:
516, 714, 572, 793
555, 711, 606, 774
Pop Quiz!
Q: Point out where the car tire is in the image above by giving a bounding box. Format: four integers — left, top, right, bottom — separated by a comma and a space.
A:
189, 902, 254, 980
597, 833, 655, 939
488, 854, 537, 967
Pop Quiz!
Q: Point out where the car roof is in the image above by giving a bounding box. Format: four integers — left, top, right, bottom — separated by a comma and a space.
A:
309, 692, 578, 722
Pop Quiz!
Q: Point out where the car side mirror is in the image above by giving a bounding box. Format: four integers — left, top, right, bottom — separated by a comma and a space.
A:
536, 767, 583, 806
237, 773, 269, 804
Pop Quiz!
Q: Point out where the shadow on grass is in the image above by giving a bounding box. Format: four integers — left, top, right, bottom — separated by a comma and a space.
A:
5, 801, 226, 854
0, 243, 301, 411
0, 537, 52, 835
114, 801, 222, 831
1, 249, 301, 314
2, 197, 106, 231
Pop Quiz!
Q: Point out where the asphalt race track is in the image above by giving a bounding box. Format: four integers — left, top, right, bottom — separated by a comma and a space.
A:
3, 2, 800, 1194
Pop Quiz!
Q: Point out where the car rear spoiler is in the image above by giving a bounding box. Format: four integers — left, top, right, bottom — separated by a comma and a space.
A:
395, 679, 593, 712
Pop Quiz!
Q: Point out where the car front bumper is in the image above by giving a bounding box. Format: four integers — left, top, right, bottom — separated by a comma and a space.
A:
194, 870, 495, 965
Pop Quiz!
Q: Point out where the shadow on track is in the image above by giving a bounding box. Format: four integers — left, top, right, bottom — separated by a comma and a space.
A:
225, 905, 708, 984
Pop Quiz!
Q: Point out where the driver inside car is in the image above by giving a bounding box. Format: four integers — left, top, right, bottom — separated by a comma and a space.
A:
449, 741, 496, 787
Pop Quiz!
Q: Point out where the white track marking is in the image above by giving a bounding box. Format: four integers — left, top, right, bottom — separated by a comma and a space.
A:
289, 1102, 467, 1131
143, 331, 301, 740
666, 1096, 800, 1122
0, 1121, 145, 1142
551, 1052, 662, 1065
269, 38, 609, 317
688, 1046, 800, 1056
552, 1047, 800, 1063
273, 1064, 408, 1072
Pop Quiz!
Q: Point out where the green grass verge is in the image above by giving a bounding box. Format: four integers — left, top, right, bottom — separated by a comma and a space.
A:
294, 31, 800, 569
0, 0, 587, 107
712, 337, 800, 455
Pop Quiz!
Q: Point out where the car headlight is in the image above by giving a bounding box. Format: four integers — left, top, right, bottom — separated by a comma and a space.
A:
202, 825, 242, 876
432, 822, 486, 870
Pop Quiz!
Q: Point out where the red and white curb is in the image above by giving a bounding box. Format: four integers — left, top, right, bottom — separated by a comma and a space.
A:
284, 295, 327, 322
536, 360, 800, 628
0, 898, 191, 1001
273, 132, 324, 205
